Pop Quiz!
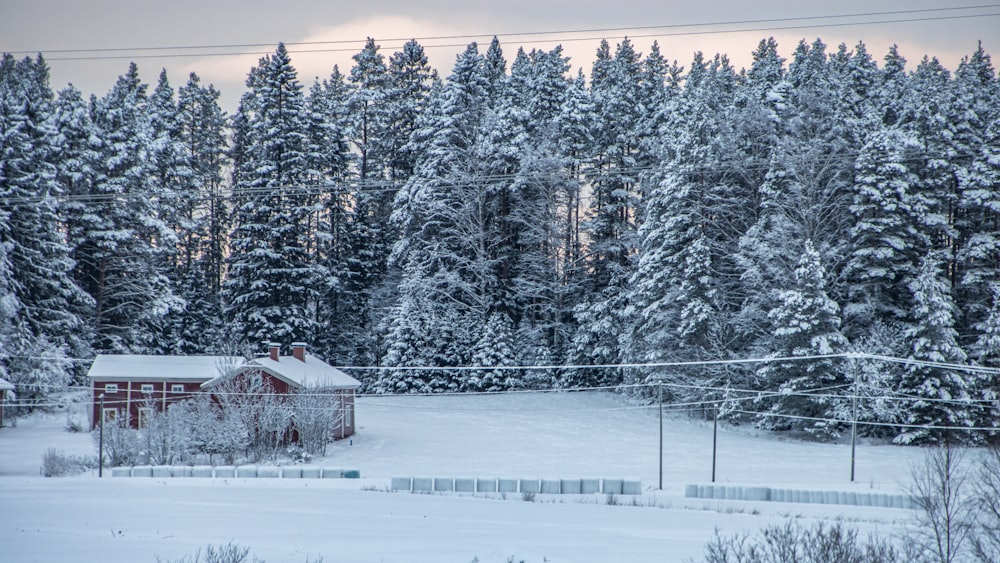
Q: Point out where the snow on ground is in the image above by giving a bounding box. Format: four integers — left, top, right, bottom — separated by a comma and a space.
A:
0, 391, 921, 562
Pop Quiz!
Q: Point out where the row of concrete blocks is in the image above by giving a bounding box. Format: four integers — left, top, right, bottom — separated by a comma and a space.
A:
684, 484, 917, 509
109, 465, 361, 479
391, 477, 643, 495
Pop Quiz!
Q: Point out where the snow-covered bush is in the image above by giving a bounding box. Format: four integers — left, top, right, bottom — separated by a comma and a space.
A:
93, 416, 141, 467
41, 448, 97, 477
701, 521, 900, 562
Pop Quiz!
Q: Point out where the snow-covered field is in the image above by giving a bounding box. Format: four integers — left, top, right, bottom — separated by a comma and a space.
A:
0, 392, 920, 562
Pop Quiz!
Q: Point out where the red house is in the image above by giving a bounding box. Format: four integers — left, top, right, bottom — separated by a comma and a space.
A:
86, 343, 360, 439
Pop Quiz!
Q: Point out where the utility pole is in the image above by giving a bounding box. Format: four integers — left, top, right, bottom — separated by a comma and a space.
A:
98, 394, 105, 478
850, 360, 858, 482
712, 404, 718, 483
658, 381, 663, 490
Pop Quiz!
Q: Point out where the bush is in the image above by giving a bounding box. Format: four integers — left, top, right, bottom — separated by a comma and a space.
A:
155, 542, 323, 563
700, 521, 900, 563
42, 448, 98, 477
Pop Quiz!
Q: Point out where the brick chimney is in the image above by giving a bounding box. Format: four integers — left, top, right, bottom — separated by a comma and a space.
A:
268, 342, 280, 362
292, 342, 307, 362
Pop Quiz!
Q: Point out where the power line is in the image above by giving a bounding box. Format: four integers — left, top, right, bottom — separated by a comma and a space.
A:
0, 148, 988, 209
9, 5, 999, 61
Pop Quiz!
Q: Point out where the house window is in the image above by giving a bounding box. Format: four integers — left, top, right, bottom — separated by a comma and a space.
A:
102, 408, 117, 423
171, 384, 184, 393
140, 384, 154, 394
345, 404, 352, 428
104, 384, 118, 393
138, 407, 152, 428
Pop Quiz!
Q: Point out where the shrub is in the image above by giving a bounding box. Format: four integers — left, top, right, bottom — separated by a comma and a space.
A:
42, 448, 97, 477
700, 521, 900, 563
155, 542, 323, 563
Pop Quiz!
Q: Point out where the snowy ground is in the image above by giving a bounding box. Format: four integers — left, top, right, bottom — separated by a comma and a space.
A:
0, 391, 921, 562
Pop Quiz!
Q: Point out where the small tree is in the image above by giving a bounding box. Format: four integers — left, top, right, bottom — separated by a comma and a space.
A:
93, 415, 140, 467
290, 387, 342, 456
971, 445, 1000, 562
905, 440, 977, 563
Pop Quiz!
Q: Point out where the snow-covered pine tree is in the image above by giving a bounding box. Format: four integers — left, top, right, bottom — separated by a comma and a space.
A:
73, 62, 182, 353
383, 42, 499, 391
952, 44, 1000, 354
0, 54, 91, 391
896, 256, 977, 444
753, 241, 849, 438
626, 49, 757, 400
224, 44, 322, 347
176, 72, 229, 296
567, 38, 645, 388
466, 312, 520, 392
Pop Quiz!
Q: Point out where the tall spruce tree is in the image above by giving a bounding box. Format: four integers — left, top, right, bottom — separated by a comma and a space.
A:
224, 44, 322, 347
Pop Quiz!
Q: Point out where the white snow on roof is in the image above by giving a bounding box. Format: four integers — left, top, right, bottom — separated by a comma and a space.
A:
86, 355, 244, 381
239, 353, 360, 389
0, 377, 13, 391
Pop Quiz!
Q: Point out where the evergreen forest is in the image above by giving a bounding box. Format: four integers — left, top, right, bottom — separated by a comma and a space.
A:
2, 35, 999, 444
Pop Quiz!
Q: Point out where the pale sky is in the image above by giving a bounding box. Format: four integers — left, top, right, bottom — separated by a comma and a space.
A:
1, 0, 996, 112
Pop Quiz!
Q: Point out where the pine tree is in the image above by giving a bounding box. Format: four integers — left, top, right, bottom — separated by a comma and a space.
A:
224, 44, 322, 347
383, 42, 497, 390
896, 257, 977, 444
69, 62, 181, 353
176, 72, 229, 296
753, 241, 849, 437
0, 54, 92, 380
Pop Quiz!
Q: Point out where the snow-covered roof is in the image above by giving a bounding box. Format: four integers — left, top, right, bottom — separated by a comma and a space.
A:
204, 353, 360, 390
0, 377, 14, 391
87, 355, 244, 382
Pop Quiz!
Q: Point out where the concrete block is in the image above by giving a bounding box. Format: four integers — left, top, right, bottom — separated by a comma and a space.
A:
412, 477, 433, 492
320, 468, 341, 478
132, 465, 153, 477
810, 491, 824, 504
771, 489, 785, 502
582, 479, 601, 494
236, 466, 259, 478
476, 478, 497, 493
725, 486, 740, 500
171, 466, 192, 478
391, 477, 412, 491
281, 467, 302, 478
698, 485, 712, 499
858, 493, 872, 506
110, 467, 131, 477
846, 492, 857, 505
433, 477, 454, 492
540, 479, 561, 494
497, 478, 518, 493
603, 479, 623, 495
561, 479, 582, 494
454, 478, 475, 493
823, 491, 838, 504
236, 465, 260, 479
745, 487, 770, 502
874, 494, 889, 507
300, 467, 321, 479
519, 479, 540, 494
622, 480, 642, 495
260, 466, 281, 478
190, 466, 213, 478
214, 466, 235, 478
